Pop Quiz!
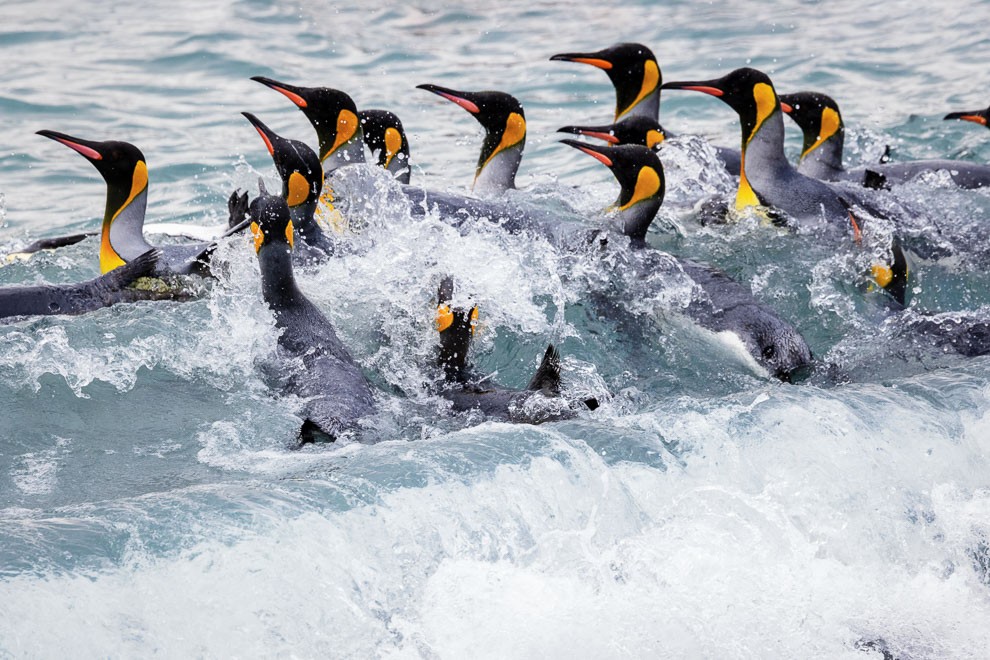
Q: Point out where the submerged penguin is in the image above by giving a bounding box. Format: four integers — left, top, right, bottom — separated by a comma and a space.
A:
35, 131, 227, 277
435, 275, 597, 421
560, 139, 813, 380
0, 248, 173, 320
779, 91, 990, 189
249, 190, 375, 443
550, 42, 742, 175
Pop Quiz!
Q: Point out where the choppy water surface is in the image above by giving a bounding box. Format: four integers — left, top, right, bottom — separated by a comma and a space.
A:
2, 0, 990, 656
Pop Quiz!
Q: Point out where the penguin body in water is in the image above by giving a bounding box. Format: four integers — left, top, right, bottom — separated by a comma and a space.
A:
249, 191, 375, 443
0, 248, 175, 320
662, 68, 868, 237
560, 139, 813, 380
780, 91, 990, 189
435, 275, 598, 422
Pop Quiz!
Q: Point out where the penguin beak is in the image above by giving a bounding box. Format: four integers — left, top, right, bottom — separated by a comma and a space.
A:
557, 125, 620, 144
36, 130, 105, 161
242, 112, 279, 156
251, 76, 310, 108
779, 101, 794, 114
944, 110, 988, 125
559, 138, 615, 168
661, 79, 725, 97
416, 84, 481, 114
549, 51, 614, 70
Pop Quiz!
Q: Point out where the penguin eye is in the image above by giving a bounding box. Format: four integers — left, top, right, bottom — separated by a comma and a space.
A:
762, 345, 776, 360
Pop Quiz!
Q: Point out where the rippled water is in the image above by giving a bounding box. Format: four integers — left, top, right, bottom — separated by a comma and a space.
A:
3, 0, 990, 657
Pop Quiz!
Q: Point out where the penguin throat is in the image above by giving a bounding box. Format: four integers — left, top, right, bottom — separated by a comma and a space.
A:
474, 113, 525, 193
617, 60, 661, 120
100, 162, 152, 273
319, 110, 364, 171
736, 84, 780, 211
799, 106, 843, 166
735, 152, 762, 210
383, 127, 403, 168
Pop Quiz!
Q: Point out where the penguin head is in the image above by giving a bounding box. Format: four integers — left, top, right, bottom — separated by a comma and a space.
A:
558, 115, 667, 150
417, 84, 526, 190
746, 314, 814, 383
37, 130, 148, 203
251, 76, 361, 164
242, 112, 323, 212
944, 105, 990, 128
663, 67, 780, 143
870, 238, 909, 308
358, 109, 410, 175
778, 91, 845, 159
561, 140, 665, 242
436, 275, 478, 382
249, 190, 294, 255
550, 42, 661, 120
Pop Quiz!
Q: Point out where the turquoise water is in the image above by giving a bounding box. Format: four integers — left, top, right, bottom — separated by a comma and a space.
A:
3, 0, 990, 656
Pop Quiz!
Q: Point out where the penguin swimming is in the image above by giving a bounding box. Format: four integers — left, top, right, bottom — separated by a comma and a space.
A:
35, 131, 223, 277
944, 104, 990, 129
251, 76, 366, 175
416, 84, 526, 195
661, 68, 863, 236
435, 275, 597, 421
242, 112, 336, 261
359, 109, 411, 184
550, 42, 742, 175
0, 248, 173, 320
560, 139, 814, 380
779, 91, 990, 189
249, 189, 375, 443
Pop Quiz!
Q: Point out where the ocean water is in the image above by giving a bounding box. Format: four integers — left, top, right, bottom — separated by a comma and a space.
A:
3, 0, 990, 657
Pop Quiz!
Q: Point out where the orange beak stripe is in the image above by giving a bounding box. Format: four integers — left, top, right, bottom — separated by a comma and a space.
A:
253, 126, 275, 156
270, 85, 308, 108
680, 85, 724, 97
579, 130, 620, 144
571, 57, 613, 70
575, 145, 613, 167
435, 91, 480, 114
51, 136, 103, 160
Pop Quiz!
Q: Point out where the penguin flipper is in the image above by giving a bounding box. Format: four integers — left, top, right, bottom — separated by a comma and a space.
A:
526, 344, 561, 396
108, 248, 161, 286
6, 232, 97, 261
227, 189, 250, 229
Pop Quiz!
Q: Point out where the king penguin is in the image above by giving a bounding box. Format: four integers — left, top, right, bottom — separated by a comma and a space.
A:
251, 76, 366, 175
559, 139, 814, 380
249, 189, 375, 443
661, 68, 864, 237
435, 275, 597, 421
242, 112, 336, 261
35, 130, 224, 277
550, 42, 742, 175
779, 91, 990, 189
416, 84, 526, 195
